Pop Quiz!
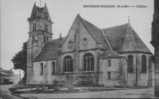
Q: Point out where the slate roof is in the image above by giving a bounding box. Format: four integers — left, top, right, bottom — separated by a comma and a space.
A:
28, 3, 52, 22
103, 23, 151, 53
81, 17, 104, 44
81, 16, 112, 50
34, 15, 151, 62
76, 15, 112, 50
34, 38, 63, 62
61, 14, 112, 50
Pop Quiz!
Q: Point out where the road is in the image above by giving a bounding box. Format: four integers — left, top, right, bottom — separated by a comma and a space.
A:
0, 85, 157, 98
20, 87, 156, 98
0, 84, 23, 99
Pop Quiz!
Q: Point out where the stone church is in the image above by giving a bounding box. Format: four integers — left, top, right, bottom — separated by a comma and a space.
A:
26, 3, 153, 87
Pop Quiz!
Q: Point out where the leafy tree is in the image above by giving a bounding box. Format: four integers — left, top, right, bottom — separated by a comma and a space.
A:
12, 42, 27, 83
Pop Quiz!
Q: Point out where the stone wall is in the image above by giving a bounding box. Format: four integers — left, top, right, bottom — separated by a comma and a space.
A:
121, 53, 152, 87
99, 58, 127, 87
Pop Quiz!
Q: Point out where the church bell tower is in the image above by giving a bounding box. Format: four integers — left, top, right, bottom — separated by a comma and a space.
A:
26, 2, 53, 84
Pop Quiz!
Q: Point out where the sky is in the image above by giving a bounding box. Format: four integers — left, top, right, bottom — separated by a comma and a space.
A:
1, 0, 154, 70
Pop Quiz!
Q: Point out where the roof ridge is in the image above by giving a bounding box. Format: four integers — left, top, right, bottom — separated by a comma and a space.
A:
82, 18, 100, 30
101, 30, 113, 50
103, 23, 129, 30
80, 16, 113, 50
79, 15, 101, 43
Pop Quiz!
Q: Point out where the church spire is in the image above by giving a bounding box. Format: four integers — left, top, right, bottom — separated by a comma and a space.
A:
28, 1, 52, 23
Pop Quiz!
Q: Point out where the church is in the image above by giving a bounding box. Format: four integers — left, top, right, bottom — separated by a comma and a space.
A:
26, 3, 153, 87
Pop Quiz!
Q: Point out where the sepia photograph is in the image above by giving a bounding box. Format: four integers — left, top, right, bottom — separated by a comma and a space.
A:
0, 0, 159, 98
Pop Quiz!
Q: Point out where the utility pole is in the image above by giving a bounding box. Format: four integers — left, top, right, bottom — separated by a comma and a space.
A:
151, 0, 159, 97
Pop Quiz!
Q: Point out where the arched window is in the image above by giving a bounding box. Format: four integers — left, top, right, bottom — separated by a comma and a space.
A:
108, 60, 111, 67
52, 61, 56, 75
128, 55, 133, 73
40, 63, 44, 75
33, 23, 36, 32
63, 56, 73, 72
108, 72, 111, 80
83, 53, 94, 71
141, 55, 147, 73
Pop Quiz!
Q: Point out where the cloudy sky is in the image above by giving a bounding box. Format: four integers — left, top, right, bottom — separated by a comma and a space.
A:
1, 0, 154, 70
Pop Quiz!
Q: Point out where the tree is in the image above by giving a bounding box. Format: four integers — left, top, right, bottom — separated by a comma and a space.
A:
12, 42, 27, 83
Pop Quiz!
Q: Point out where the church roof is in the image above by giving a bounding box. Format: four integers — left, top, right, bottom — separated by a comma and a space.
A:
34, 15, 151, 62
80, 16, 104, 44
103, 23, 151, 53
28, 3, 52, 23
61, 14, 112, 50
68, 15, 112, 50
34, 38, 63, 62
80, 16, 112, 50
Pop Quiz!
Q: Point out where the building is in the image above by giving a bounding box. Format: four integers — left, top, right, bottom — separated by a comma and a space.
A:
26, 3, 153, 87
